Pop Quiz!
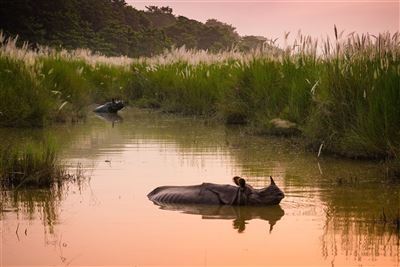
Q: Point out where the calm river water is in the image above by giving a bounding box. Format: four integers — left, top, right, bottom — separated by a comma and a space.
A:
1, 108, 399, 266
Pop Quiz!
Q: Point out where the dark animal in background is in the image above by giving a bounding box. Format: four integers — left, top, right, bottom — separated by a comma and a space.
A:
94, 99, 124, 113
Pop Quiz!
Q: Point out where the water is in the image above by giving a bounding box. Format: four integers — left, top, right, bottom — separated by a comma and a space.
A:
1, 108, 399, 266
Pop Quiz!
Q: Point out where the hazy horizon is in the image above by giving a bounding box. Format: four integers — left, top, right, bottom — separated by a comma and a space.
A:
128, 0, 399, 46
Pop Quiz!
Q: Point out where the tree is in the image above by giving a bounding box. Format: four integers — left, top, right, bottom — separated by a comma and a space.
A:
0, 1, 270, 56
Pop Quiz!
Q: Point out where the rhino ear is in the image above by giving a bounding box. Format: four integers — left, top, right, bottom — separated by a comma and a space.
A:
233, 176, 246, 188
270, 176, 276, 185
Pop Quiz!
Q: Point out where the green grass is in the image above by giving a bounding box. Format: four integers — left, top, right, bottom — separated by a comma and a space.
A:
304, 47, 400, 158
0, 34, 133, 126
0, 56, 53, 127
127, 33, 400, 161
1, 31, 399, 162
0, 140, 82, 188
129, 62, 239, 115
0, 55, 133, 126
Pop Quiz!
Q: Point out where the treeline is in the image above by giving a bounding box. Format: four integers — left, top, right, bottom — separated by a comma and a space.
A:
0, 0, 266, 57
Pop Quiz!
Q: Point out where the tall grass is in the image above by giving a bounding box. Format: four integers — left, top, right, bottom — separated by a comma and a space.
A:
0, 140, 58, 188
0, 32, 133, 126
0, 139, 84, 188
129, 31, 400, 160
130, 62, 239, 114
0, 55, 52, 126
1, 30, 399, 161
304, 32, 400, 158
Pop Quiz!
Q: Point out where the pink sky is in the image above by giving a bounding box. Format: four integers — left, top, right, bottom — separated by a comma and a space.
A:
127, 0, 399, 45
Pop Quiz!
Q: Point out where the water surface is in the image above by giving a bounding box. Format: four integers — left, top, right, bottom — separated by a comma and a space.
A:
1, 108, 399, 266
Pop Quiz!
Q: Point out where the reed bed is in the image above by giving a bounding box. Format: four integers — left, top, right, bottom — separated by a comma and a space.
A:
0, 30, 399, 161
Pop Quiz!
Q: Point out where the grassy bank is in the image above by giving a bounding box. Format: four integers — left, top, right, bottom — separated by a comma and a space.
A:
1, 31, 399, 161
0, 33, 133, 126
130, 32, 400, 159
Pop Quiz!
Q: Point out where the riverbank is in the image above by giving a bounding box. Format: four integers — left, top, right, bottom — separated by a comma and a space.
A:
129, 33, 399, 161
0, 31, 399, 163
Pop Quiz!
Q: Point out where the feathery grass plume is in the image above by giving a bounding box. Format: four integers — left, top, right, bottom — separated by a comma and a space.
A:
0, 52, 52, 126
305, 32, 399, 158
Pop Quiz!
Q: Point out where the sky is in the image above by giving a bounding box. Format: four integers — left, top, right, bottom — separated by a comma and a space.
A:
127, 0, 399, 45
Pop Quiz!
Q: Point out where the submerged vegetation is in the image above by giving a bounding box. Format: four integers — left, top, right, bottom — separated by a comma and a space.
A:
0, 30, 399, 163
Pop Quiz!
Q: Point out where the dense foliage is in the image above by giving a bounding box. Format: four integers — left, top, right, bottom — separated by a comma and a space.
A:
0, 0, 262, 56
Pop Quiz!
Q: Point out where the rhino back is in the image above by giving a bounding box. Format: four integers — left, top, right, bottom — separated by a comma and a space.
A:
148, 183, 238, 205
94, 103, 110, 113
148, 185, 210, 204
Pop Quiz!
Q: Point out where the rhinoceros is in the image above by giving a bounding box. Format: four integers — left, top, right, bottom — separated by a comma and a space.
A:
94, 100, 124, 113
147, 176, 284, 206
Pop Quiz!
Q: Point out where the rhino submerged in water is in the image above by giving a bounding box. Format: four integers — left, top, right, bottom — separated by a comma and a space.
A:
148, 176, 284, 206
94, 99, 124, 113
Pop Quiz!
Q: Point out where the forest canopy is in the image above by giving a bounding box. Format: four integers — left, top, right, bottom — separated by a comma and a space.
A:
0, 0, 268, 57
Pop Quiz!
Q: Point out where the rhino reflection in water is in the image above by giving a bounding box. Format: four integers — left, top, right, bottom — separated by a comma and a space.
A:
157, 203, 285, 233
95, 112, 123, 128
148, 176, 285, 206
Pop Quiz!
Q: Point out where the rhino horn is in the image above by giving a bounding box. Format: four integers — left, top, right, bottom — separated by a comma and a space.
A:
270, 176, 276, 185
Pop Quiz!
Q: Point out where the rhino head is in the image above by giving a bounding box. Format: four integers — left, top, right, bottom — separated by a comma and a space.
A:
233, 176, 285, 205
108, 100, 124, 113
